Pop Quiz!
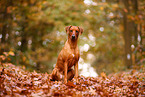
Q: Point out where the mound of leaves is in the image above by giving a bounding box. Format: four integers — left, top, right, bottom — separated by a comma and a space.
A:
0, 63, 145, 97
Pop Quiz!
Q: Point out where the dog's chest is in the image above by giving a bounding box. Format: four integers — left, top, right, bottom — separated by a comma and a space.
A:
67, 52, 79, 68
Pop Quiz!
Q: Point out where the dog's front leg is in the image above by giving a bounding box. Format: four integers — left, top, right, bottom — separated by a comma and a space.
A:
74, 62, 78, 82
64, 62, 68, 84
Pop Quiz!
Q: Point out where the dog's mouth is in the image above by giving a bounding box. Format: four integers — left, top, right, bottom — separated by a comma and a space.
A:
71, 35, 76, 40
72, 36, 75, 40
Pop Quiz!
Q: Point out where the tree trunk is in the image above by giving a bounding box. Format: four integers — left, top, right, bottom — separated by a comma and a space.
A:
0, 0, 12, 54
132, 0, 138, 64
20, 28, 28, 52
20, 15, 28, 52
123, 0, 132, 68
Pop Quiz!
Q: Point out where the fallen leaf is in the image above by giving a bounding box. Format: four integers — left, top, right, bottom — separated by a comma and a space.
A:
8, 51, 15, 56
66, 81, 76, 88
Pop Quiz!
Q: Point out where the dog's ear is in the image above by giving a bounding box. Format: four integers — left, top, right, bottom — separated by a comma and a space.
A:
65, 25, 72, 34
78, 27, 83, 35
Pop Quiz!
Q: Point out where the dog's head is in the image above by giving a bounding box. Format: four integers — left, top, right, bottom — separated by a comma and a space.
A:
65, 25, 83, 41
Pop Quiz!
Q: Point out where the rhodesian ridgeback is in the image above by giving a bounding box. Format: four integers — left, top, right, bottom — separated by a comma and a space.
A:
51, 25, 83, 84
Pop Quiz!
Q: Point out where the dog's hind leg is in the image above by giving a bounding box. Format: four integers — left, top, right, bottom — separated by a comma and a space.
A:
51, 68, 63, 81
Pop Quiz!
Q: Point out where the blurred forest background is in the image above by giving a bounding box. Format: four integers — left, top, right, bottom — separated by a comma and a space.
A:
0, 0, 145, 75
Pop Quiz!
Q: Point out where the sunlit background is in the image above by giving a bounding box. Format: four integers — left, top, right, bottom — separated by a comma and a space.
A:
0, 0, 144, 76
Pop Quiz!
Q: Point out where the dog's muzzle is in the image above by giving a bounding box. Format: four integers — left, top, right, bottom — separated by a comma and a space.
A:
72, 34, 75, 39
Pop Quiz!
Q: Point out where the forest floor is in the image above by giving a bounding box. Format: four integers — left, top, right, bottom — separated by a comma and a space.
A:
0, 63, 145, 97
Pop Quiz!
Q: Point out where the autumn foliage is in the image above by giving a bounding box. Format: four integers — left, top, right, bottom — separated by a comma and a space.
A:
0, 62, 144, 97
1, 0, 145, 74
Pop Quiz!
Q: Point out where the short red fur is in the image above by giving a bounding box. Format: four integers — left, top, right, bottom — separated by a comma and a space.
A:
51, 25, 83, 84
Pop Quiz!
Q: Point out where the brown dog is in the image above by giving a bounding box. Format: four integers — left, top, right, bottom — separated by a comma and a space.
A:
51, 25, 83, 84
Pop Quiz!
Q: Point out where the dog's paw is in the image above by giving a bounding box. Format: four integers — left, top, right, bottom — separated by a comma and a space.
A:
72, 78, 78, 83
64, 79, 67, 84
59, 74, 64, 80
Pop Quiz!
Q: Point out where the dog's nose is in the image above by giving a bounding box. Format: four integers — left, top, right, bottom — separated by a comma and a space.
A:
72, 34, 75, 39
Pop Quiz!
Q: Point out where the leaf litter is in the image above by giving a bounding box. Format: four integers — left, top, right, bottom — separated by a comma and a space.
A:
0, 63, 145, 97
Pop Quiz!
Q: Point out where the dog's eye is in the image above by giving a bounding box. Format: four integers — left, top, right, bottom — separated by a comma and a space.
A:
70, 30, 73, 32
76, 31, 79, 33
